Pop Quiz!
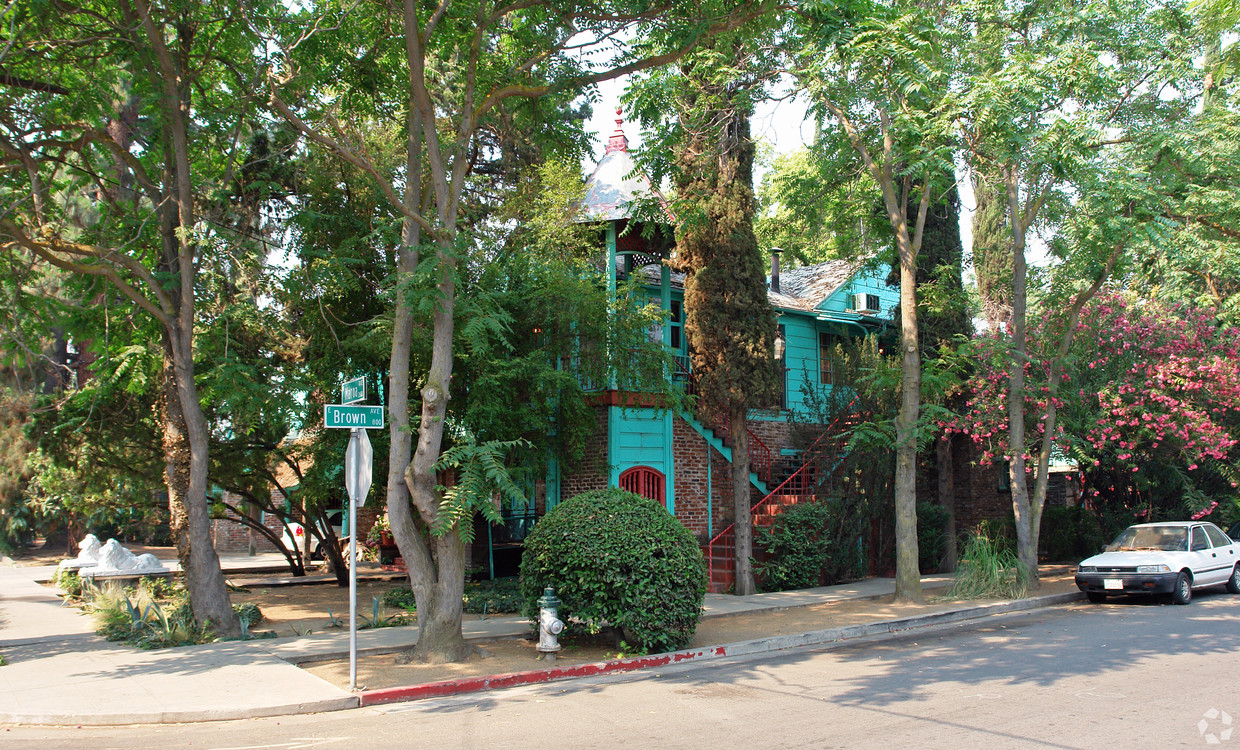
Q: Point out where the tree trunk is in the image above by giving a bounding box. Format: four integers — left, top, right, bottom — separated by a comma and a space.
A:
828, 104, 925, 602
400, 233, 474, 659
381, 54, 471, 662
163, 327, 239, 636
321, 530, 349, 586
937, 434, 957, 572
1004, 167, 1038, 587
387, 73, 421, 603
396, 530, 471, 663
893, 241, 923, 601
730, 408, 755, 595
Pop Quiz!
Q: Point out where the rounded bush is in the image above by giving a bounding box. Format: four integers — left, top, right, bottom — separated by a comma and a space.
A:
519, 488, 706, 653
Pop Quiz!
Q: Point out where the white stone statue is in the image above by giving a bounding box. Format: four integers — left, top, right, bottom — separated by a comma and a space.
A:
78, 538, 169, 578
58, 534, 103, 570
94, 538, 138, 571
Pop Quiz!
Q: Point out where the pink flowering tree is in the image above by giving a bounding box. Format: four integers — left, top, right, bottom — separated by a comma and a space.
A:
949, 292, 1240, 539
1060, 294, 1240, 520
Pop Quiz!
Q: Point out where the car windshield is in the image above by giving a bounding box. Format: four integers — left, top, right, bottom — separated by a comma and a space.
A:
1109, 525, 1187, 552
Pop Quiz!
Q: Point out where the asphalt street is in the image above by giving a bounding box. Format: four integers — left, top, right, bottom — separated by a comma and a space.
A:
7, 590, 1240, 749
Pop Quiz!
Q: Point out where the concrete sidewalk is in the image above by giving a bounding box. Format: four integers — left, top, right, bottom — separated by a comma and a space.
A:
0, 555, 1081, 726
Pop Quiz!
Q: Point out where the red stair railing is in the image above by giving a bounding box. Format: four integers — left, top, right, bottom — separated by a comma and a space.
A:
703, 401, 860, 592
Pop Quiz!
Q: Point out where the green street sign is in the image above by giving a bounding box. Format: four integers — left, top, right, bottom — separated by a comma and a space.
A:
342, 376, 366, 404
324, 404, 384, 429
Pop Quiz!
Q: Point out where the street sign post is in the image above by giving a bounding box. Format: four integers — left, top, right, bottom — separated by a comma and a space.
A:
342, 376, 366, 405
324, 381, 382, 691
324, 404, 384, 429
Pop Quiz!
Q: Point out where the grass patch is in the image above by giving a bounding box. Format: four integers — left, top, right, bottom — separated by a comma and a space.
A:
946, 524, 1030, 600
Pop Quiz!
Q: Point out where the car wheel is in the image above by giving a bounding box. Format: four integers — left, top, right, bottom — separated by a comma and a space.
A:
1171, 571, 1192, 605
312, 543, 324, 560
1227, 565, 1240, 595
1086, 591, 1107, 603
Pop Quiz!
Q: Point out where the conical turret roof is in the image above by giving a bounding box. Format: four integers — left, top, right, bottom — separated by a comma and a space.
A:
578, 109, 665, 222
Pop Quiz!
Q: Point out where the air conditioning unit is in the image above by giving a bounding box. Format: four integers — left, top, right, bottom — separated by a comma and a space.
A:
853, 292, 881, 314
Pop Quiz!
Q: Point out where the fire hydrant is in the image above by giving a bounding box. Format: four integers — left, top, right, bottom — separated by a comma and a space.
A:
536, 586, 565, 661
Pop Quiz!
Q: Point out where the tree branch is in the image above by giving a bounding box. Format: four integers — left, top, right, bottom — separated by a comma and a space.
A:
1, 219, 175, 324
268, 92, 444, 241
0, 69, 71, 95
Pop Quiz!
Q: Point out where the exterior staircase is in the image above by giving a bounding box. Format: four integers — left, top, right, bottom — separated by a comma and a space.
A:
674, 359, 774, 490
702, 407, 859, 593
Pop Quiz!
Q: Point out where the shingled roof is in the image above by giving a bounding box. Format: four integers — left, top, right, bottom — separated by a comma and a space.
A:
775, 259, 860, 310
635, 258, 862, 313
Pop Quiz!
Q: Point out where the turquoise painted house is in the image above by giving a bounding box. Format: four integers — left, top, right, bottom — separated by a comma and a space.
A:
538, 114, 899, 568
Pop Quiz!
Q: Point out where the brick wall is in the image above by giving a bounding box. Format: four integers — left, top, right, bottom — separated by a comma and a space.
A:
560, 406, 611, 498
210, 492, 286, 553
556, 407, 803, 543
950, 440, 1073, 535
952, 441, 1015, 535
671, 416, 739, 541
745, 419, 794, 460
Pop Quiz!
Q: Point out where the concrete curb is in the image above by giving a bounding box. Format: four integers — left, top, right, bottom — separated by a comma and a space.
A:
359, 591, 1085, 707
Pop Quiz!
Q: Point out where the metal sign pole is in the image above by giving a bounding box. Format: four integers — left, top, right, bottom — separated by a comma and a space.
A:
335, 403, 374, 692
348, 427, 358, 691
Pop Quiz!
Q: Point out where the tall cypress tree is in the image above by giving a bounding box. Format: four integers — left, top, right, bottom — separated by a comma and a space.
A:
676, 69, 778, 596
887, 183, 972, 353
972, 175, 1013, 331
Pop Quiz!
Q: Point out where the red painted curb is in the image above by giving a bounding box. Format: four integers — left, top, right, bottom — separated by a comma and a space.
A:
358, 645, 729, 706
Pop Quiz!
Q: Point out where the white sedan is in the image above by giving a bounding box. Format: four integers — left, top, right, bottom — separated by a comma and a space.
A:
281, 509, 345, 559
1075, 521, 1240, 604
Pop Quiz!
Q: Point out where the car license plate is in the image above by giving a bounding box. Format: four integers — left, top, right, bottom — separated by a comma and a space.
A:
1104, 579, 1123, 590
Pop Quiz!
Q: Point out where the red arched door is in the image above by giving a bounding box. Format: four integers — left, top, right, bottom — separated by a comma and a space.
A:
619, 466, 665, 503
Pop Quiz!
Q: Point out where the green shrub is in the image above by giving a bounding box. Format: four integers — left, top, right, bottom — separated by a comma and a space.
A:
85, 585, 210, 648
381, 586, 416, 610
52, 568, 83, 599
232, 602, 264, 627
755, 498, 866, 592
463, 578, 523, 614
917, 502, 951, 573
1039, 505, 1109, 562
358, 596, 410, 629
755, 501, 835, 592
383, 578, 525, 615
519, 488, 706, 654
78, 578, 265, 648
946, 522, 1029, 599
139, 575, 178, 600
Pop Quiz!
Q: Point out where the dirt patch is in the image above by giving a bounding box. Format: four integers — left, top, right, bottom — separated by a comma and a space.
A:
237, 580, 408, 637
299, 573, 1081, 690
